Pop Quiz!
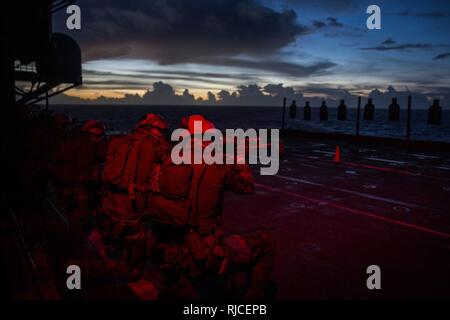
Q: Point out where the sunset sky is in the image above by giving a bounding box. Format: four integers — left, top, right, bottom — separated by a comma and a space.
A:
53, 0, 450, 104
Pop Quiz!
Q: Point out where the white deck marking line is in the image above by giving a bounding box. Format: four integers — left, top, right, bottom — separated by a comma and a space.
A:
302, 164, 321, 169
286, 153, 450, 182
329, 187, 418, 208
365, 157, 407, 165
277, 175, 323, 186
431, 166, 450, 171
313, 150, 335, 155
275, 175, 419, 208
410, 154, 439, 159
256, 183, 450, 239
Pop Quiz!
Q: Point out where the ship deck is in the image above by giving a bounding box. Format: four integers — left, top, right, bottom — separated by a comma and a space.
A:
2, 135, 450, 299
223, 135, 450, 299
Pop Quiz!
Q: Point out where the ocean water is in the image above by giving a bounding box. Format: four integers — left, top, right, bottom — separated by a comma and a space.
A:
52, 105, 450, 143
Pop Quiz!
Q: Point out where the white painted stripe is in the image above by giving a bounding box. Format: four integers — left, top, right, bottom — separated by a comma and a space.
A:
302, 164, 321, 169
276, 175, 323, 186
365, 157, 407, 165
329, 187, 418, 208
313, 150, 335, 155
432, 166, 450, 171
275, 174, 419, 208
256, 183, 450, 239
410, 154, 439, 159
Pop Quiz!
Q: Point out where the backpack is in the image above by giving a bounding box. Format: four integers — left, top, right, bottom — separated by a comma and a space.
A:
103, 132, 156, 193
148, 163, 207, 227
159, 163, 193, 200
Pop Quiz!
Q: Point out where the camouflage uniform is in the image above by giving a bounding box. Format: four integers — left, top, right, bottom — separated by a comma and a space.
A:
98, 115, 171, 282
151, 161, 275, 299
189, 163, 275, 299
51, 129, 107, 238
148, 115, 275, 299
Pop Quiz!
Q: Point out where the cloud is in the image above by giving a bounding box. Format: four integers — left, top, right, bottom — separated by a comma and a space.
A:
82, 69, 259, 87
140, 81, 197, 105
294, 84, 356, 100
81, 58, 335, 85
285, 0, 360, 12
326, 17, 343, 28
361, 40, 450, 51
362, 43, 433, 51
310, 16, 365, 38
197, 57, 336, 77
382, 38, 396, 45
58, 0, 308, 64
312, 20, 326, 29
367, 86, 430, 108
52, 81, 301, 106
264, 83, 296, 98
433, 53, 450, 61
312, 17, 344, 29
395, 11, 450, 18
51, 82, 304, 106
50, 82, 447, 109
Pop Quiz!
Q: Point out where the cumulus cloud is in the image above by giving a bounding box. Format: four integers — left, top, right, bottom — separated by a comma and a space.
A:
51, 82, 445, 109
264, 83, 296, 98
367, 85, 429, 108
51, 82, 303, 106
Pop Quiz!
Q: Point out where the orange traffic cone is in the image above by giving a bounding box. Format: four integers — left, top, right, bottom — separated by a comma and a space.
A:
334, 145, 341, 164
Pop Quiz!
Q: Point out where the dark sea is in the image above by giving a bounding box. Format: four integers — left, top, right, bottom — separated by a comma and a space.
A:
52, 105, 450, 143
